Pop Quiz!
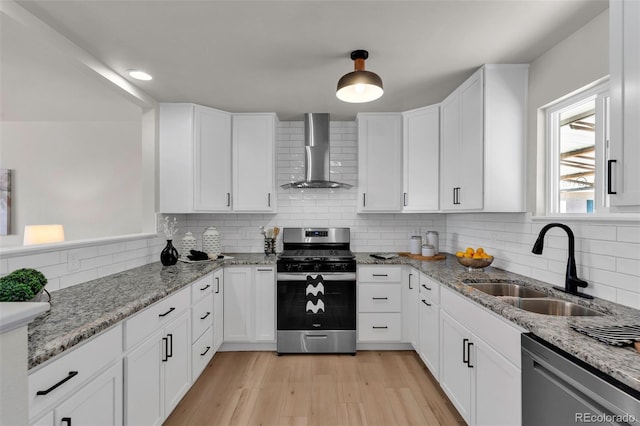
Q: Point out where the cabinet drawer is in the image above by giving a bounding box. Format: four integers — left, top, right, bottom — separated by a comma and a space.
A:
192, 292, 214, 343
125, 286, 190, 349
28, 325, 122, 419
419, 274, 440, 303
358, 313, 402, 342
191, 274, 214, 303
358, 266, 402, 283
358, 284, 402, 312
192, 326, 214, 381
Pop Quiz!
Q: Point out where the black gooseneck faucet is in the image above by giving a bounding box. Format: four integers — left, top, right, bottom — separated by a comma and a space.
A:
532, 223, 593, 299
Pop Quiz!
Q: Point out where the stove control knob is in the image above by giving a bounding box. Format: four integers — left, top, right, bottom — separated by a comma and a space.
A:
313, 263, 320, 272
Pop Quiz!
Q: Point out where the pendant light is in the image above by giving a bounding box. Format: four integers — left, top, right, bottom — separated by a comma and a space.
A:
336, 50, 384, 103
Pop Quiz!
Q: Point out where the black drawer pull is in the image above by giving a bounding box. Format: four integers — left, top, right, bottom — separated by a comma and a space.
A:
61, 417, 72, 426
215, 277, 220, 294
372, 326, 388, 329
200, 284, 211, 291
200, 346, 211, 356
421, 299, 432, 307
158, 307, 175, 317
422, 284, 432, 290
200, 311, 211, 320
372, 297, 388, 300
372, 274, 388, 277
36, 371, 78, 395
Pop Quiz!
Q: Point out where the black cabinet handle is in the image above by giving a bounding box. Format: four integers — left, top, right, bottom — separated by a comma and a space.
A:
421, 299, 432, 307
36, 371, 78, 395
363, 193, 366, 207
162, 337, 169, 362
227, 192, 231, 207
200, 284, 211, 291
158, 307, 175, 318
372, 326, 389, 329
372, 274, 388, 277
61, 417, 72, 426
607, 159, 617, 195
452, 187, 456, 205
257, 268, 273, 272
200, 311, 211, 320
200, 346, 211, 357
403, 192, 408, 207
422, 284, 432, 291
462, 338, 469, 365
167, 333, 173, 358
467, 342, 474, 368
372, 297, 388, 300
268, 193, 271, 207
409, 273, 413, 290
215, 277, 220, 294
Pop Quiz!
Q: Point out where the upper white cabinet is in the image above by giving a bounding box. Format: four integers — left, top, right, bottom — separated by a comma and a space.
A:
402, 105, 440, 212
357, 113, 403, 212
610, 0, 640, 209
440, 65, 528, 212
159, 103, 232, 213
232, 114, 277, 212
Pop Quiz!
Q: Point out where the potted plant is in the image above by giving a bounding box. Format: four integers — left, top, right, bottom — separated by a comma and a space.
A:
0, 268, 50, 302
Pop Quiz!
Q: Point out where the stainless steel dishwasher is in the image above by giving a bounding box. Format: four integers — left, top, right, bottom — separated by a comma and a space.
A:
522, 334, 640, 425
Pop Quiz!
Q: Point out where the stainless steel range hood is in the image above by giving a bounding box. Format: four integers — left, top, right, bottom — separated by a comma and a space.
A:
281, 113, 353, 189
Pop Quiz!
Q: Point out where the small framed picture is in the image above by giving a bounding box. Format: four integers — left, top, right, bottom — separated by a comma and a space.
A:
1, 169, 12, 235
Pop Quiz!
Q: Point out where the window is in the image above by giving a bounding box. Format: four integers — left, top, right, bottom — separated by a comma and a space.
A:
546, 81, 610, 215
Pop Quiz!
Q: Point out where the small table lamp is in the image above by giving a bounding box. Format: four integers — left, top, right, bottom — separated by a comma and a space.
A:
23, 224, 65, 245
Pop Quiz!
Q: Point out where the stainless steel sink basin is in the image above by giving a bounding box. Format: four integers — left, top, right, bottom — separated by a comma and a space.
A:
467, 282, 547, 298
504, 298, 604, 316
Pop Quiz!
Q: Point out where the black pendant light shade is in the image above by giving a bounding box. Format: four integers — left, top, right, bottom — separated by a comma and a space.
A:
336, 50, 384, 103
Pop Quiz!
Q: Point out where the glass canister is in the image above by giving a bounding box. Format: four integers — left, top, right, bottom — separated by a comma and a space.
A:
425, 231, 439, 254
180, 232, 197, 256
410, 235, 422, 255
202, 227, 222, 258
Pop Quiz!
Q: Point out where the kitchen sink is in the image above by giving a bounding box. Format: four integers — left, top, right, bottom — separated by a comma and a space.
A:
467, 282, 547, 298
502, 298, 604, 317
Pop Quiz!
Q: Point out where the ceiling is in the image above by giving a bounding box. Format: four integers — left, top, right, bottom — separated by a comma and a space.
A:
13, 0, 609, 121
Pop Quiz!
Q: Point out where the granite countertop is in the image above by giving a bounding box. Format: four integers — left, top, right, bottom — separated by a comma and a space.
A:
28, 251, 640, 395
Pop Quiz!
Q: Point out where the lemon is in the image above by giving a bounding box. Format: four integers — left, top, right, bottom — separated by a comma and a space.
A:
465, 247, 475, 256
476, 247, 485, 254
456, 251, 465, 258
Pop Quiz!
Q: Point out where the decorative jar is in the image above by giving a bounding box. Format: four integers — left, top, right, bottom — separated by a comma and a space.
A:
202, 227, 222, 258
180, 232, 197, 255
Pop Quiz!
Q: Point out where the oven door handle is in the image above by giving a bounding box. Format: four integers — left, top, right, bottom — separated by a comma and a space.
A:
276, 273, 356, 281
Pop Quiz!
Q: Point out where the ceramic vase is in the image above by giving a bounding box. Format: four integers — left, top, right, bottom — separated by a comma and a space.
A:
202, 227, 222, 258
161, 240, 179, 266
181, 232, 197, 256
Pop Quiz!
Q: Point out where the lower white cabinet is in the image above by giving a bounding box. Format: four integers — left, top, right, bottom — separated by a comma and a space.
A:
418, 274, 440, 380
213, 268, 224, 352
125, 306, 191, 425
357, 265, 403, 342
402, 268, 419, 349
439, 287, 522, 426
223, 266, 275, 343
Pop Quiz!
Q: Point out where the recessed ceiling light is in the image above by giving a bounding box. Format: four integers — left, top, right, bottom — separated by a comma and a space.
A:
128, 70, 153, 81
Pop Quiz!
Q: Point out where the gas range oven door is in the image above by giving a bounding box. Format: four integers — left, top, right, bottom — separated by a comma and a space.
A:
276, 272, 356, 354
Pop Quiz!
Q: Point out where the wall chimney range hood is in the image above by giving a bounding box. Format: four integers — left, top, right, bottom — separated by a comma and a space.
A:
281, 113, 353, 189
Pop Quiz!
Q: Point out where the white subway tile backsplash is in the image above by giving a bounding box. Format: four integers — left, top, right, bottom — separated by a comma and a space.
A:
8, 251, 61, 270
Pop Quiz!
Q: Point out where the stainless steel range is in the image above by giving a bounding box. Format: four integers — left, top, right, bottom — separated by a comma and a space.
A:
276, 228, 356, 354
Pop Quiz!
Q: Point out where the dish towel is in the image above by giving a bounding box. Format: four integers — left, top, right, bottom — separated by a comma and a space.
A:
305, 274, 325, 314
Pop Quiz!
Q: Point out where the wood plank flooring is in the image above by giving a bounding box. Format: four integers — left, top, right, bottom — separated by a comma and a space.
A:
164, 351, 465, 426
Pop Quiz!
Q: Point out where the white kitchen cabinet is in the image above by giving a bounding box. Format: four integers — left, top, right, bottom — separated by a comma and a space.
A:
610, 0, 640, 209
402, 105, 440, 212
159, 103, 232, 213
440, 65, 528, 212
401, 268, 419, 349
190, 274, 214, 382
232, 114, 277, 212
418, 274, 440, 380
357, 265, 403, 342
125, 329, 163, 426
439, 287, 523, 426
357, 113, 403, 212
212, 269, 224, 352
223, 266, 275, 343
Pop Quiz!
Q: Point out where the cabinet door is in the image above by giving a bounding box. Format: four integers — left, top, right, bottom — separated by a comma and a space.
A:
440, 311, 471, 424
164, 310, 191, 417
254, 267, 275, 342
458, 70, 484, 210
232, 114, 276, 212
223, 267, 253, 341
610, 0, 640, 207
56, 362, 123, 426
358, 114, 402, 212
125, 330, 164, 426
419, 295, 439, 380
402, 269, 419, 349
194, 106, 231, 211
213, 269, 224, 352
473, 337, 521, 426
440, 92, 460, 210
403, 106, 440, 212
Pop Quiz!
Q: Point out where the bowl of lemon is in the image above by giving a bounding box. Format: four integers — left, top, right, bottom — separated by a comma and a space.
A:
455, 247, 493, 271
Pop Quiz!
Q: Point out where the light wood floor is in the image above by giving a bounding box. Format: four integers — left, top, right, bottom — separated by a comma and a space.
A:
164, 351, 465, 426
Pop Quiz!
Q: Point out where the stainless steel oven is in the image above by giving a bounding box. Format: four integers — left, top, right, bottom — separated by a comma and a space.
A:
276, 228, 356, 354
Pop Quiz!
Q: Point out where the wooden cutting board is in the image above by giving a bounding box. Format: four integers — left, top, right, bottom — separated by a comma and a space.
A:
398, 252, 446, 261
